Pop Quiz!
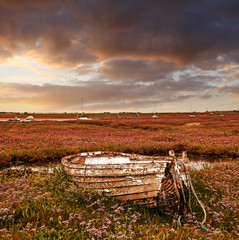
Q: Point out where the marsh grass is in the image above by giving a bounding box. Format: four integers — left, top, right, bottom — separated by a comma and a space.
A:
0, 114, 238, 167
1, 161, 238, 239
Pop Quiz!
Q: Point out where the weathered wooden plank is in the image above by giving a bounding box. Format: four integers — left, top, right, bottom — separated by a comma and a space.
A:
71, 174, 164, 183
62, 152, 173, 169
65, 166, 166, 177
95, 184, 160, 197
73, 177, 162, 189
71, 175, 128, 183
71, 175, 129, 183
63, 152, 172, 161
109, 190, 159, 201
64, 162, 168, 169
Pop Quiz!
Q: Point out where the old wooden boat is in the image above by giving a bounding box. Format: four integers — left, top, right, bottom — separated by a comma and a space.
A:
62, 150, 190, 213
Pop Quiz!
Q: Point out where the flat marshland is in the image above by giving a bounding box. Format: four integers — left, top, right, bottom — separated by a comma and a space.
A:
0, 112, 238, 239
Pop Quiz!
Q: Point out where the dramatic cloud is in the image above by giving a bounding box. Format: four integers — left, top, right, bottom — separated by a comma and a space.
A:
1, 0, 239, 65
0, 0, 239, 112
218, 84, 239, 97
0, 72, 217, 112
0, 47, 12, 60
100, 59, 181, 82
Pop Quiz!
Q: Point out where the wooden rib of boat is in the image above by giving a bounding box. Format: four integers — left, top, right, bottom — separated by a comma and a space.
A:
62, 151, 190, 212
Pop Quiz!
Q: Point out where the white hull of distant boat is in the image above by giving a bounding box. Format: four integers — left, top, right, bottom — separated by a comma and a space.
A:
26, 116, 35, 121
77, 117, 92, 120
9, 117, 21, 122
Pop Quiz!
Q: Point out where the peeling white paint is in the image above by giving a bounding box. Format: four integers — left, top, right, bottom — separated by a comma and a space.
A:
133, 166, 144, 170
136, 179, 143, 183
85, 157, 130, 165
102, 189, 111, 193
61, 151, 191, 206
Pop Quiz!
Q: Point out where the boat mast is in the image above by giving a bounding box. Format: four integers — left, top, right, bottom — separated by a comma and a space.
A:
81, 98, 84, 114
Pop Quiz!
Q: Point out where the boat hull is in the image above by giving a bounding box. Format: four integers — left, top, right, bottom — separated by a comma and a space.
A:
62, 151, 189, 209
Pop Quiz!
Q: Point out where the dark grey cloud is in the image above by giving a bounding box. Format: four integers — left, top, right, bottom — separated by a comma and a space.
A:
0, 0, 239, 65
100, 59, 181, 82
205, 0, 239, 18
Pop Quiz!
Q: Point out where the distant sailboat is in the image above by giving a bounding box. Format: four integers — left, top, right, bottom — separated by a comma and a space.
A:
77, 112, 92, 120
152, 103, 158, 118
9, 116, 21, 122
77, 98, 92, 120
189, 103, 195, 117
26, 116, 35, 121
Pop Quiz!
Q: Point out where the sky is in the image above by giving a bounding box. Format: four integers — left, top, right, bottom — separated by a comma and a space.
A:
0, 0, 239, 113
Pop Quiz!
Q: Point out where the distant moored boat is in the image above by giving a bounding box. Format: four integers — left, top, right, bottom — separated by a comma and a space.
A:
26, 116, 35, 121
8, 116, 21, 122
77, 112, 92, 120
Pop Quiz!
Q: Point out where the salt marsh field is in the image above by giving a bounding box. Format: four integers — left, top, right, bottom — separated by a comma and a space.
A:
0, 112, 238, 239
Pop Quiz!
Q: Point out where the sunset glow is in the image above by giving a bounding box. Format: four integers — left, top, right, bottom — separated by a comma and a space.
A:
0, 0, 239, 113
